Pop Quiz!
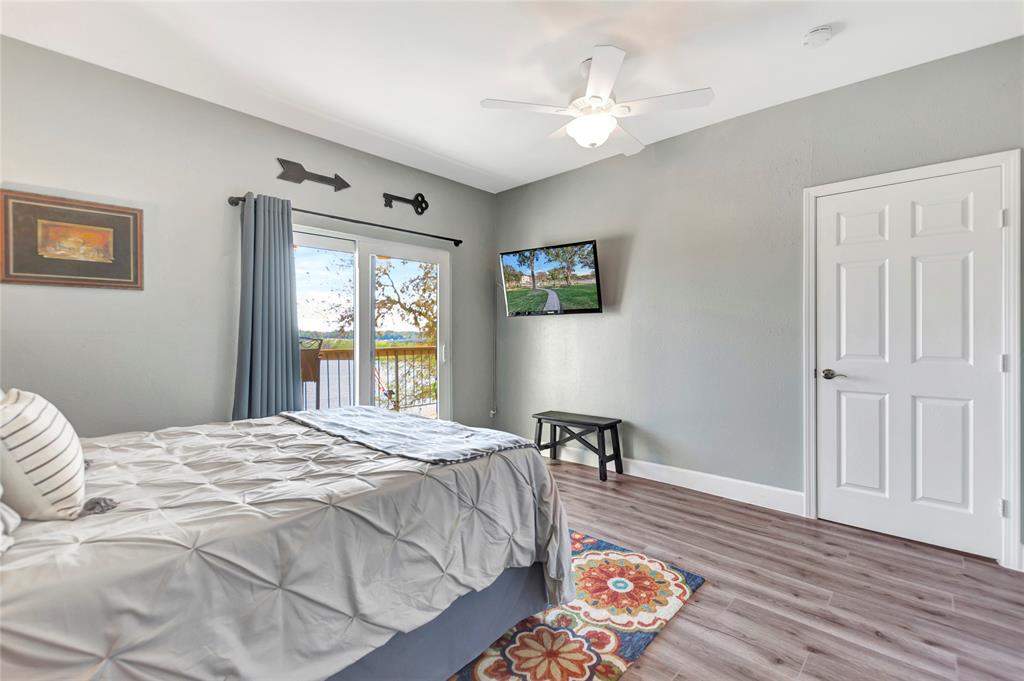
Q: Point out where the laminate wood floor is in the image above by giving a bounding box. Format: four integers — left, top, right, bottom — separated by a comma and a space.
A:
548, 461, 1024, 681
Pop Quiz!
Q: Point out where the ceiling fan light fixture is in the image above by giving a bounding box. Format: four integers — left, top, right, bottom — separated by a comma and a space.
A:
566, 111, 617, 148
481, 43, 713, 156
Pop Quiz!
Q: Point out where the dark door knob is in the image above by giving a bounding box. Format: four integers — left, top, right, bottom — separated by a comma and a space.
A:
821, 369, 847, 380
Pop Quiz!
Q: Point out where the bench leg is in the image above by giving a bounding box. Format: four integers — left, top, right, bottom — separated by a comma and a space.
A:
611, 424, 623, 474
550, 424, 559, 460
597, 428, 607, 481
534, 419, 542, 449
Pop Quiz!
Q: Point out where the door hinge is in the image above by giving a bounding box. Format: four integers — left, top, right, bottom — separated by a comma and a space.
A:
1000, 354, 1010, 372
1001, 208, 1010, 228
1001, 498, 1010, 518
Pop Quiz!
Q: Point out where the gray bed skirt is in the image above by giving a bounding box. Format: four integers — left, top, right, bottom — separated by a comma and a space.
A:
327, 563, 549, 681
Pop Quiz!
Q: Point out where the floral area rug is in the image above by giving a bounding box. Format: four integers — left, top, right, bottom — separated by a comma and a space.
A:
450, 531, 705, 681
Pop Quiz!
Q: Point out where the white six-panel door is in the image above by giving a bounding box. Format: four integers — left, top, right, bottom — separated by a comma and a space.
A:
815, 165, 1008, 558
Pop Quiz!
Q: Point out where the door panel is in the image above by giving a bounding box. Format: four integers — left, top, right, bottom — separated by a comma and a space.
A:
911, 194, 974, 238
837, 207, 889, 245
293, 233, 357, 410
356, 238, 451, 420
913, 253, 972, 364
838, 259, 889, 361
370, 254, 441, 418
816, 166, 1004, 558
837, 391, 888, 495
912, 396, 972, 509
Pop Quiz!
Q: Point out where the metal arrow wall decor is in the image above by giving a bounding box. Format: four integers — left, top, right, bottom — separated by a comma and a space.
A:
276, 158, 351, 192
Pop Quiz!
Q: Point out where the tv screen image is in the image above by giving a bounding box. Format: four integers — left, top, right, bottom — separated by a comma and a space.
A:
499, 240, 603, 316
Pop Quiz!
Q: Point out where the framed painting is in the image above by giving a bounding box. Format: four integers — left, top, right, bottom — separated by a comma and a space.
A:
0, 190, 143, 289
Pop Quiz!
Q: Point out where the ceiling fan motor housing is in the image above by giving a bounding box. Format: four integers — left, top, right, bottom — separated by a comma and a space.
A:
569, 95, 614, 115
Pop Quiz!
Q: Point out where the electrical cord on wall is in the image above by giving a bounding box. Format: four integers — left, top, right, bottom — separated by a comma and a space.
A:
490, 277, 499, 420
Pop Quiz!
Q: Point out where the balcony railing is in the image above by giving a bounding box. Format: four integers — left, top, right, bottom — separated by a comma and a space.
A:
300, 345, 438, 418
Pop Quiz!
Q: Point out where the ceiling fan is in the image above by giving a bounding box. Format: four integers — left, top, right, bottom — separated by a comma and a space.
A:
481, 45, 714, 155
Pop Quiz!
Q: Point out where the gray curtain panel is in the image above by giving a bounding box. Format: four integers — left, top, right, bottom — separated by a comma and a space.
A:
232, 193, 302, 420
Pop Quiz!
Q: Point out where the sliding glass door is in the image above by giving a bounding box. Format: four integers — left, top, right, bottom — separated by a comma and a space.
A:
369, 253, 441, 417
293, 228, 451, 419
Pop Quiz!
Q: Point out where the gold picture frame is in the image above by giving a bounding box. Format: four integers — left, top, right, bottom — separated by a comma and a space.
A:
1, 190, 143, 289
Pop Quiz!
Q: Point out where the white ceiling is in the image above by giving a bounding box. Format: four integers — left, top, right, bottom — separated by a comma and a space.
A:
3, 2, 1022, 193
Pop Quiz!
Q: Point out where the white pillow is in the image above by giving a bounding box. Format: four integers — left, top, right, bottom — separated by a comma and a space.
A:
0, 389, 86, 520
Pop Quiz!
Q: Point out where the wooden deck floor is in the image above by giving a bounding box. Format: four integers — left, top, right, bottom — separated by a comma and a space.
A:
548, 461, 1024, 681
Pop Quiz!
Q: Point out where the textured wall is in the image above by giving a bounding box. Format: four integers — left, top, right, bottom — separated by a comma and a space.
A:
0, 38, 497, 435
495, 37, 1024, 491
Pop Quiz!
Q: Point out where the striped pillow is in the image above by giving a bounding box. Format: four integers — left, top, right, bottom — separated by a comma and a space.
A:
0, 389, 86, 520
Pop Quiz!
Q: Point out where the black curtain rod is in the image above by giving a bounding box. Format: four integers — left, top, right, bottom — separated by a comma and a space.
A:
227, 195, 462, 247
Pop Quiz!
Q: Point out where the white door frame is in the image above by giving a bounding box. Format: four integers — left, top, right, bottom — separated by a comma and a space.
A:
293, 224, 453, 421
801, 149, 1021, 571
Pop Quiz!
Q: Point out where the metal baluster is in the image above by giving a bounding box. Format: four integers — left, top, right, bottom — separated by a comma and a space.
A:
326, 357, 331, 409
394, 354, 401, 411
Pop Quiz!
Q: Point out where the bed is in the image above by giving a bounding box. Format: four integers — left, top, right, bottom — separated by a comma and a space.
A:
0, 413, 573, 680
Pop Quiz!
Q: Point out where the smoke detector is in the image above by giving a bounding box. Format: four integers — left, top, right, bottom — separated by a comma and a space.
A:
803, 25, 833, 48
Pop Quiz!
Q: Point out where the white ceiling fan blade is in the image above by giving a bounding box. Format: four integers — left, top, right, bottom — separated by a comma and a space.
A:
615, 87, 715, 117
584, 45, 625, 104
480, 99, 574, 116
549, 123, 569, 139
613, 123, 645, 156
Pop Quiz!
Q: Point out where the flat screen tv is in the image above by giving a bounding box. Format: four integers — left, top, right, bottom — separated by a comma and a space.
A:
499, 240, 603, 316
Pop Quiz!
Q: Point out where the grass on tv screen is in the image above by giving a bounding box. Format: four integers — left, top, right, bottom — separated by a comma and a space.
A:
500, 241, 602, 316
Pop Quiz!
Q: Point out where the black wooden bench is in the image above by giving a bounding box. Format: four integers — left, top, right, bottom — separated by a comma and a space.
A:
532, 410, 623, 481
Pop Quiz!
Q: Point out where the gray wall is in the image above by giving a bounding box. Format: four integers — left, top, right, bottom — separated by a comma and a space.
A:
495, 37, 1024, 492
3, 34, 1022, 502
0, 38, 497, 436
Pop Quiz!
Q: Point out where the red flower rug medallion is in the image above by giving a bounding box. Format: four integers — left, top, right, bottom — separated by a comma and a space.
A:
451, 531, 705, 681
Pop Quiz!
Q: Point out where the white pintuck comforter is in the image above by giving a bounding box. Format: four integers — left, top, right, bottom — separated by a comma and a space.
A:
0, 416, 573, 681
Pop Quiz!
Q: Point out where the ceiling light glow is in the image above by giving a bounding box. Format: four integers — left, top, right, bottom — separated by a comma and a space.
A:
566, 112, 617, 148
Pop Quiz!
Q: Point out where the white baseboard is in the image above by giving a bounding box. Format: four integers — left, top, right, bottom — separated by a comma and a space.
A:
553, 448, 805, 516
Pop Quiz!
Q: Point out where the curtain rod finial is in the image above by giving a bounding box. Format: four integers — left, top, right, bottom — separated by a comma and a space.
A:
228, 196, 245, 207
